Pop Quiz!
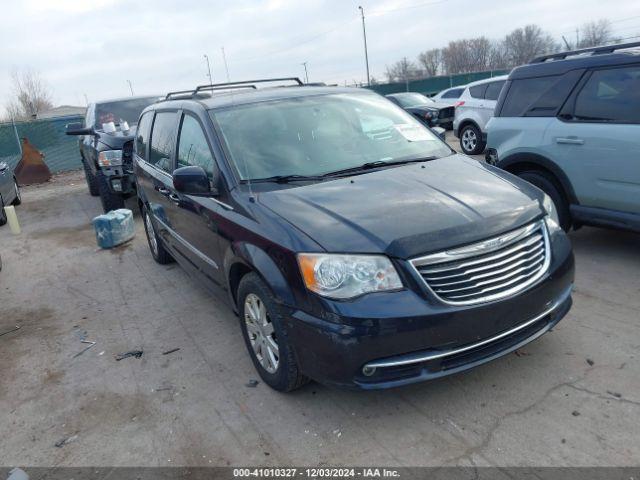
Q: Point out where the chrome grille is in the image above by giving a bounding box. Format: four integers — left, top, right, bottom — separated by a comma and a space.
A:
411, 221, 550, 305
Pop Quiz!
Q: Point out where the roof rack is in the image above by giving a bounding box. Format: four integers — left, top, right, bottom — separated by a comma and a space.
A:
531, 41, 640, 63
164, 77, 304, 100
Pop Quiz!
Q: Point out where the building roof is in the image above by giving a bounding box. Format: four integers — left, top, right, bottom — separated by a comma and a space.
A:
37, 105, 85, 119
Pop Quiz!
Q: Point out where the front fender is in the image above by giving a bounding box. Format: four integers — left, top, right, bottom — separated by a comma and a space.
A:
224, 242, 296, 309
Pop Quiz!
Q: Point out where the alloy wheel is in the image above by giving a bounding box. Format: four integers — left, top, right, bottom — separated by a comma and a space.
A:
144, 212, 159, 257
244, 293, 279, 374
462, 128, 477, 152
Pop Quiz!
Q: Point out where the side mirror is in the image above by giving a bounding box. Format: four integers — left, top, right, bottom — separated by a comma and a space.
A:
431, 126, 446, 142
173, 166, 216, 196
66, 122, 94, 136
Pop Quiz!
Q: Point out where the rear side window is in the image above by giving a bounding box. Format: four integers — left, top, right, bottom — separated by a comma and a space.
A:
177, 114, 217, 177
500, 76, 559, 117
442, 88, 463, 99
484, 81, 506, 101
149, 112, 177, 173
135, 111, 152, 160
574, 66, 640, 123
469, 84, 487, 99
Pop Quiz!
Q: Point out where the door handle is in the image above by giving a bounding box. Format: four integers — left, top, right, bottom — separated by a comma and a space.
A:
157, 186, 170, 195
556, 137, 584, 145
168, 193, 180, 203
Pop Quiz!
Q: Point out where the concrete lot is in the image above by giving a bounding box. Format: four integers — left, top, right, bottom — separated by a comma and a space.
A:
1, 140, 639, 467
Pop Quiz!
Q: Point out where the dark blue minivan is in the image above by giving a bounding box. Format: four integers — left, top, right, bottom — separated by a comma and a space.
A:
134, 78, 574, 391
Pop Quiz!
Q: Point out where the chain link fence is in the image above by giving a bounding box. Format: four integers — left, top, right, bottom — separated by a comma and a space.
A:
0, 115, 83, 174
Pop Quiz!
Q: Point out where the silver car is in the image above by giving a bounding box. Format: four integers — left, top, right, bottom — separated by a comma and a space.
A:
453, 75, 508, 155
0, 162, 21, 226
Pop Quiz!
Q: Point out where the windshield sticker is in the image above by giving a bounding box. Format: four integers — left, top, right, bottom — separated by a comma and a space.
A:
394, 124, 431, 142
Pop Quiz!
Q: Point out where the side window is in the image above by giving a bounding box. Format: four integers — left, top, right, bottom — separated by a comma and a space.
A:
574, 66, 640, 123
149, 112, 177, 173
484, 81, 506, 101
135, 112, 152, 160
442, 88, 462, 99
500, 76, 559, 117
176, 114, 217, 177
469, 84, 488, 99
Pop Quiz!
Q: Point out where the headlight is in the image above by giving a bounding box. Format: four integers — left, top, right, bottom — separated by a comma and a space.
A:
297, 254, 403, 299
98, 150, 123, 167
542, 193, 560, 230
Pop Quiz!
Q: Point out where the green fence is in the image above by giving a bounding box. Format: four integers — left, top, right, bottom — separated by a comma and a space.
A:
0, 115, 84, 174
366, 69, 510, 96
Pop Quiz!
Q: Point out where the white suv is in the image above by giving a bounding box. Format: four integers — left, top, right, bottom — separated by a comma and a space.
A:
453, 75, 508, 155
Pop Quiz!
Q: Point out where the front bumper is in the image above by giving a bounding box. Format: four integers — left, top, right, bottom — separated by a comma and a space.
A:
286, 230, 574, 389
101, 167, 136, 196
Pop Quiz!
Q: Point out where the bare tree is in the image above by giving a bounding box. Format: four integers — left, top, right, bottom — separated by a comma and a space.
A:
5, 69, 54, 120
578, 19, 614, 48
385, 57, 419, 83
503, 25, 557, 66
417, 48, 442, 77
441, 37, 494, 74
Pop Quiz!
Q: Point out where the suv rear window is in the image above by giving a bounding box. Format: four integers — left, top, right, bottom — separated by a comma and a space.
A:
500, 76, 559, 117
441, 88, 463, 99
469, 84, 488, 99
574, 66, 640, 123
484, 81, 506, 101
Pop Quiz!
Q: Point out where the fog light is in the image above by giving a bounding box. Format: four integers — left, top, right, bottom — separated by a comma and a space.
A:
111, 179, 122, 192
362, 366, 376, 377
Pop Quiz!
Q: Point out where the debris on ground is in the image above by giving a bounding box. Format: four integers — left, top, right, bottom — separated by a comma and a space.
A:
92, 209, 135, 249
607, 390, 622, 398
155, 386, 173, 392
73, 340, 96, 358
514, 349, 530, 357
115, 350, 143, 361
0, 325, 21, 337
54, 434, 78, 448
162, 348, 180, 355
572, 410, 581, 417
586, 358, 595, 366
246, 379, 259, 388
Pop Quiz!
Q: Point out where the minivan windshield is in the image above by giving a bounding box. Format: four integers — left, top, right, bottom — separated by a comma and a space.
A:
95, 97, 158, 128
390, 92, 435, 108
210, 92, 451, 181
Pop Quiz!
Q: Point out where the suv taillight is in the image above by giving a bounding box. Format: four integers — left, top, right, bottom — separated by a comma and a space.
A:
455, 101, 465, 107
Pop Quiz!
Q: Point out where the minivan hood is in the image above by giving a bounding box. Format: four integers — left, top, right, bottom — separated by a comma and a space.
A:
258, 155, 546, 259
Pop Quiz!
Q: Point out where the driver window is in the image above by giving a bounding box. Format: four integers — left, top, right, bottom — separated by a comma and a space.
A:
177, 114, 217, 177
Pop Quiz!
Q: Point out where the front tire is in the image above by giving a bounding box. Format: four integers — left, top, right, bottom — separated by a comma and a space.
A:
459, 124, 485, 155
518, 170, 572, 231
142, 206, 173, 264
96, 170, 125, 213
83, 159, 100, 197
237, 273, 309, 392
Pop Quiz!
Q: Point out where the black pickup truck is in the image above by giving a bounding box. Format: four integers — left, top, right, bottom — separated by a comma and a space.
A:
66, 96, 158, 212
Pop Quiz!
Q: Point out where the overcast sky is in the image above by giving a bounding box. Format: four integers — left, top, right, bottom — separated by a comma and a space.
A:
1, 0, 639, 107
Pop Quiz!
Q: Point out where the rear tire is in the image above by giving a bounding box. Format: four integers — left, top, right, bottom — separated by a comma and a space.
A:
83, 159, 100, 197
142, 206, 173, 264
518, 170, 572, 231
0, 196, 7, 226
237, 273, 309, 392
96, 170, 125, 213
459, 124, 485, 155
12, 179, 21, 206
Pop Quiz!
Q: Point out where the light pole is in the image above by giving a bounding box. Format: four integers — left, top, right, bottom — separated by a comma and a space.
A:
126, 79, 134, 96
221, 47, 231, 82
358, 6, 371, 86
301, 61, 309, 83
203, 54, 213, 86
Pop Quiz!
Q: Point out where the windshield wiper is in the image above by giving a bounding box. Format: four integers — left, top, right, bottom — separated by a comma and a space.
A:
322, 156, 438, 177
250, 174, 325, 184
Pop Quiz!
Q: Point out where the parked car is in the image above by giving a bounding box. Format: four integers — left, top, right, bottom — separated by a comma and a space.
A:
66, 96, 159, 212
453, 75, 508, 155
486, 42, 640, 233
432, 86, 465, 103
135, 78, 574, 392
0, 161, 21, 226
385, 92, 455, 129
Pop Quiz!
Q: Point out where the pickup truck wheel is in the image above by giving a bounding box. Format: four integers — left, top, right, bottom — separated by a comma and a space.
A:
459, 124, 485, 155
96, 171, 125, 213
238, 273, 309, 392
519, 170, 572, 232
83, 159, 100, 197
0, 196, 7, 226
12, 179, 21, 206
142, 207, 173, 264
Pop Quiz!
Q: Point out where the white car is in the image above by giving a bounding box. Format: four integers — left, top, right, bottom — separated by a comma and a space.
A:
432, 86, 465, 104
453, 75, 508, 155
